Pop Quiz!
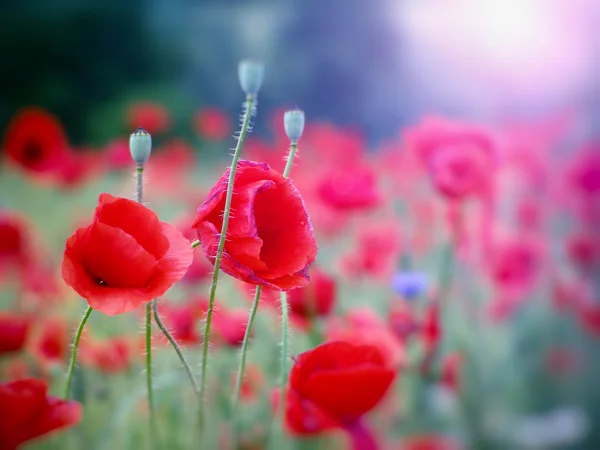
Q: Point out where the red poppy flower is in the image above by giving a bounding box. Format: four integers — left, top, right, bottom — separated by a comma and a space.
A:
287, 267, 336, 319
304, 123, 365, 165
420, 302, 441, 354
80, 337, 132, 374
340, 221, 402, 279
104, 138, 132, 171
212, 308, 249, 348
566, 231, 600, 272
193, 107, 231, 141
400, 434, 463, 450
192, 160, 317, 291
0, 313, 31, 356
289, 341, 396, 424
326, 308, 405, 368
568, 144, 600, 198
404, 116, 496, 200
126, 101, 171, 134
441, 353, 463, 392
158, 297, 208, 345
30, 318, 69, 368
0, 378, 82, 449
273, 387, 339, 436
62, 193, 193, 315
231, 364, 265, 402
489, 235, 544, 298
2, 108, 69, 174
317, 164, 381, 211
388, 306, 419, 342
0, 214, 29, 269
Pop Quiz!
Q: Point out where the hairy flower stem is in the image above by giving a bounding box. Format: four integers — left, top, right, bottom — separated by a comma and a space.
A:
135, 165, 159, 447
231, 286, 262, 443
277, 141, 299, 432
64, 306, 92, 398
152, 299, 200, 395
198, 94, 256, 439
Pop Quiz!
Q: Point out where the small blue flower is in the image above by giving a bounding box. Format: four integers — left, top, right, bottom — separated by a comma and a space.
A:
391, 271, 429, 300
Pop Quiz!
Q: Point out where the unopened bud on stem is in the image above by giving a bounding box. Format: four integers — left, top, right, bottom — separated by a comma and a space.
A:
129, 128, 152, 165
284, 109, 305, 143
238, 59, 265, 97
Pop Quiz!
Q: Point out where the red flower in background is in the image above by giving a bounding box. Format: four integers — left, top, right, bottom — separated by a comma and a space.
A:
193, 160, 317, 290
0, 313, 31, 356
2, 108, 68, 174
568, 144, 600, 198
441, 353, 463, 393
104, 138, 132, 171
341, 221, 402, 279
405, 116, 496, 200
287, 267, 336, 320
193, 107, 231, 141
420, 302, 441, 355
304, 123, 365, 165
158, 298, 208, 345
212, 308, 249, 347
489, 235, 544, 300
388, 306, 420, 342
80, 337, 132, 374
232, 364, 265, 403
30, 318, 69, 368
126, 102, 171, 134
566, 231, 600, 272
317, 164, 381, 211
62, 193, 193, 315
400, 435, 463, 450
0, 378, 81, 450
289, 341, 396, 425
0, 214, 29, 272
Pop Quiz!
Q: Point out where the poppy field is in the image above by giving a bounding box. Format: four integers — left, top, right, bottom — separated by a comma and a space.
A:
1, 56, 600, 450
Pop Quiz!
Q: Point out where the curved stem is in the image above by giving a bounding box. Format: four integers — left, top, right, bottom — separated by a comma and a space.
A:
198, 94, 256, 437
152, 299, 199, 395
64, 306, 93, 398
231, 286, 262, 443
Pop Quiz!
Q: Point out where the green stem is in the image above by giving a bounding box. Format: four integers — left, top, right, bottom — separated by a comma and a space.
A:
198, 94, 256, 438
136, 164, 159, 446
145, 302, 158, 446
275, 141, 299, 439
191, 240, 201, 249
231, 285, 262, 444
64, 306, 93, 398
152, 299, 200, 395
282, 142, 298, 178
279, 291, 290, 417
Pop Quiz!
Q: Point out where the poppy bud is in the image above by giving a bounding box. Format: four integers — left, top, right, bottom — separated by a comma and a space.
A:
238, 59, 265, 97
129, 128, 152, 165
284, 109, 305, 143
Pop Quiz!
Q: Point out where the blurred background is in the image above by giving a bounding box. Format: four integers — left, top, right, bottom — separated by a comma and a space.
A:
1, 1, 600, 449
2, 0, 598, 146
